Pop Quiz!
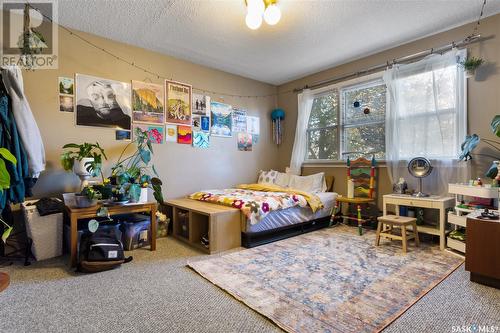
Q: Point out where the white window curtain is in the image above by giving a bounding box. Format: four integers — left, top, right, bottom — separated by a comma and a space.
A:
289, 89, 314, 175
383, 48, 469, 196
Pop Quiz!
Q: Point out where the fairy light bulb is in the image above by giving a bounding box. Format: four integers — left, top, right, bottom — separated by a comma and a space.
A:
247, 0, 265, 15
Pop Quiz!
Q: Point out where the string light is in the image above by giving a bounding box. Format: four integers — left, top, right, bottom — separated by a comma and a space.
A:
25, 3, 294, 99
468, 0, 487, 40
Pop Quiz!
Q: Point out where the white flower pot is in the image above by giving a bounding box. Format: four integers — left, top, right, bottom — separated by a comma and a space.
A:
73, 157, 94, 177
465, 69, 476, 79
139, 187, 149, 203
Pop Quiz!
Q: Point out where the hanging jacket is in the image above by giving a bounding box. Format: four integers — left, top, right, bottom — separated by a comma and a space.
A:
0, 88, 30, 211
1, 66, 45, 178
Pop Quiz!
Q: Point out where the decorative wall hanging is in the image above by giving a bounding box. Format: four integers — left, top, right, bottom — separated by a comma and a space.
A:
271, 108, 285, 145
232, 109, 248, 133
238, 133, 253, 151
131, 80, 164, 124
192, 115, 202, 131
115, 130, 131, 141
58, 77, 74, 112
201, 116, 210, 132
165, 124, 177, 143
75, 73, 132, 130
210, 101, 233, 137
247, 116, 260, 136
132, 124, 164, 144
165, 80, 192, 125
177, 125, 193, 144
193, 131, 210, 149
192, 94, 210, 116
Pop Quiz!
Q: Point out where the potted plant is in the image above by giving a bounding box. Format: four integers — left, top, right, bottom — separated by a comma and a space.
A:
60, 142, 107, 182
459, 56, 484, 78
111, 128, 164, 204
460, 115, 500, 182
74, 185, 102, 208
0, 148, 16, 292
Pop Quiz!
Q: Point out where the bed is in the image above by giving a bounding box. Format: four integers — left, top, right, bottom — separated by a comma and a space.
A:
189, 176, 337, 247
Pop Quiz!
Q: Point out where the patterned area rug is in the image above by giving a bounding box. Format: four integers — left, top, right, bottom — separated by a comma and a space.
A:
188, 225, 463, 333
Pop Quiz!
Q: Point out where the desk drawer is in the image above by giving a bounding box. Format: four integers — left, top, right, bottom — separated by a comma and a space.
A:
390, 198, 434, 209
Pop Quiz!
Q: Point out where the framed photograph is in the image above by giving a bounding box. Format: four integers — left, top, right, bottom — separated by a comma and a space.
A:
238, 132, 252, 151
192, 115, 201, 131
165, 80, 192, 125
201, 115, 210, 132
131, 80, 164, 124
210, 101, 232, 137
193, 131, 209, 149
59, 95, 74, 112
177, 125, 192, 144
115, 130, 131, 141
232, 108, 247, 133
59, 77, 74, 95
132, 123, 164, 144
165, 124, 178, 143
192, 93, 210, 116
75, 74, 131, 130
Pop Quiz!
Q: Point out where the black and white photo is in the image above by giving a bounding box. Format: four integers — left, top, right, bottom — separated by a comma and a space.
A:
75, 74, 132, 129
192, 93, 210, 116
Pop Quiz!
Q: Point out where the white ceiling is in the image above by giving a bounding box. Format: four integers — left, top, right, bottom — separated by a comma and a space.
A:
56, 0, 500, 85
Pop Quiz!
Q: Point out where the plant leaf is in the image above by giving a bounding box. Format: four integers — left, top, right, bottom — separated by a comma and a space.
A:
2, 226, 13, 243
459, 134, 480, 161
88, 219, 99, 233
486, 162, 498, 179
128, 183, 141, 202
0, 159, 11, 191
0, 148, 17, 165
491, 116, 500, 137
62, 143, 79, 149
139, 149, 151, 164
96, 207, 109, 218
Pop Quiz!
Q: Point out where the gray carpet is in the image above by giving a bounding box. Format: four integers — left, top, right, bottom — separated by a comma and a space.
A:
0, 236, 499, 333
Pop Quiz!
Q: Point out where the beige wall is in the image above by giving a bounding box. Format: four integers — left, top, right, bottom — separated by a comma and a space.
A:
277, 14, 500, 206
23, 26, 279, 199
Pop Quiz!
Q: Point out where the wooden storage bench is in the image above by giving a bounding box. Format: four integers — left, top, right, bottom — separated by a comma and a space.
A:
164, 198, 241, 254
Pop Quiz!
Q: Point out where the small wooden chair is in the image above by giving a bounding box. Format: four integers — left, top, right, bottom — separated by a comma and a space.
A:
334, 156, 377, 235
376, 215, 420, 253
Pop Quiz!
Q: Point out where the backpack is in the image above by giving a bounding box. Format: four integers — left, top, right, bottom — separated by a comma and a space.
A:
77, 227, 132, 273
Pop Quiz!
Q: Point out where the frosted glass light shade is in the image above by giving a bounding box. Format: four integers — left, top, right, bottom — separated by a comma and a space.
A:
247, 0, 265, 15
264, 4, 281, 25
246, 12, 262, 30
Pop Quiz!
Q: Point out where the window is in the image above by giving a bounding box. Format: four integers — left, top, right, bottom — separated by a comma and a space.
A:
306, 76, 386, 161
384, 49, 467, 160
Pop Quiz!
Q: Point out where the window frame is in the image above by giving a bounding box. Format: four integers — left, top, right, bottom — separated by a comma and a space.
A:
304, 72, 386, 163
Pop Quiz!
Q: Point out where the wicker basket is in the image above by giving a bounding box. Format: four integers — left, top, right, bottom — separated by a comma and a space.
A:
21, 200, 63, 261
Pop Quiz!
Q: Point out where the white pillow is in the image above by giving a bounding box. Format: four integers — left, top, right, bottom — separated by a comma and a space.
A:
257, 170, 278, 185
275, 172, 290, 188
288, 172, 327, 193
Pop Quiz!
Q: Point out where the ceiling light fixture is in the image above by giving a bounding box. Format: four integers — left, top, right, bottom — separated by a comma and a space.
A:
245, 0, 281, 30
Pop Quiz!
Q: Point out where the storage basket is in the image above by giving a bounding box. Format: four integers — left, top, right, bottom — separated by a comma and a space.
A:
21, 200, 63, 261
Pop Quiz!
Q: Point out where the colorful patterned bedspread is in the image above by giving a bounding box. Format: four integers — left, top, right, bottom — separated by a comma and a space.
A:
189, 184, 323, 225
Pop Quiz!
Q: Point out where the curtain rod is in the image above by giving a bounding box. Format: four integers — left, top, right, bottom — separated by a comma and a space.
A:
293, 34, 491, 93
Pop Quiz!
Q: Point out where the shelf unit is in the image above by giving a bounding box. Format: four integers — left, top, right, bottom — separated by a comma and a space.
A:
447, 183, 499, 255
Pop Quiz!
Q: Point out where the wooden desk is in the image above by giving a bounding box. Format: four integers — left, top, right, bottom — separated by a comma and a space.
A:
164, 198, 241, 254
383, 194, 455, 250
66, 202, 157, 267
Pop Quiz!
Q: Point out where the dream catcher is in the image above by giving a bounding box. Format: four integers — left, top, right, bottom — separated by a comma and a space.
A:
271, 108, 285, 145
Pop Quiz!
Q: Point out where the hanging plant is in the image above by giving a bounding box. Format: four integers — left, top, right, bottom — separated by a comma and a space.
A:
459, 56, 484, 78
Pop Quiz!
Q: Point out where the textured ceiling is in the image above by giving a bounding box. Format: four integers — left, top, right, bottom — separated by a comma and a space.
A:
56, 0, 500, 85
